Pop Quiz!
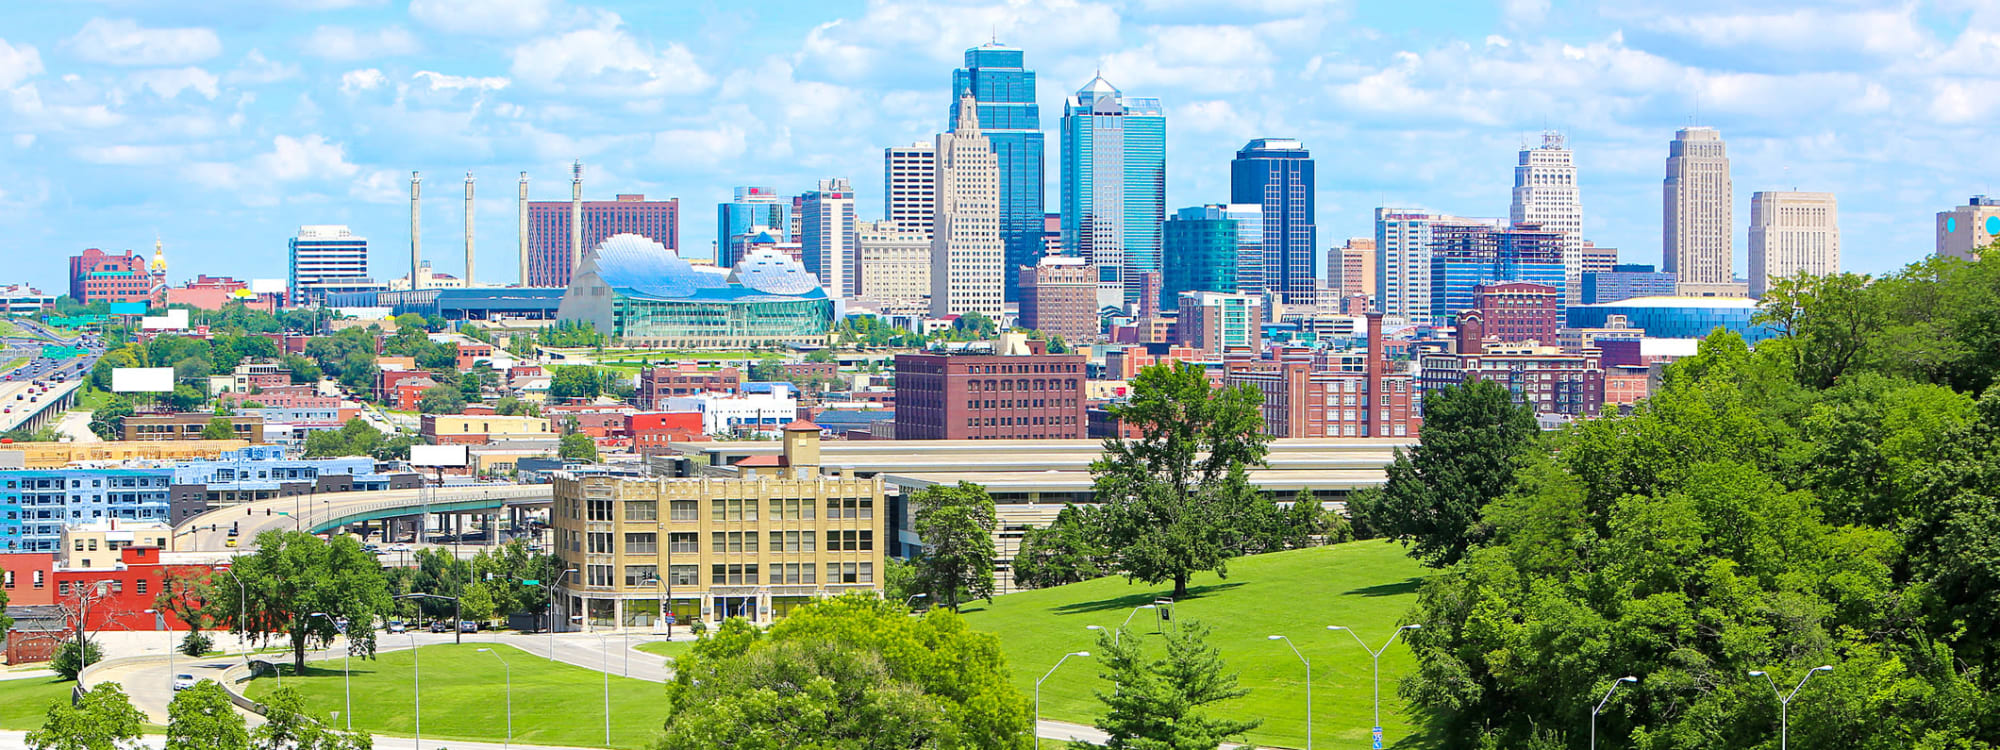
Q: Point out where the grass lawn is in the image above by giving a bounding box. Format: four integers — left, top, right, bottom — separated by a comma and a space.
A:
959, 541, 1432, 750
0, 677, 75, 730
0, 356, 26, 374
74, 387, 116, 411
632, 640, 691, 662
0, 320, 26, 339
245, 643, 667, 749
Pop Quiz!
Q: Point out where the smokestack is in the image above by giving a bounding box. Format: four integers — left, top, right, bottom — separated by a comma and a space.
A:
518, 171, 529, 287
410, 171, 422, 290
569, 160, 583, 284
1365, 310, 1383, 438
464, 172, 476, 288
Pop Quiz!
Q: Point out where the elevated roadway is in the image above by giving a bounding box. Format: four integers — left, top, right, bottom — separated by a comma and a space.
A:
177, 483, 553, 553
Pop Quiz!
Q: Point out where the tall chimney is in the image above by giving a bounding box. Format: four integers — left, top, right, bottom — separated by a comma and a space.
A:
463, 171, 476, 288
1365, 310, 1383, 438
569, 160, 584, 284
410, 171, 422, 290
517, 171, 530, 287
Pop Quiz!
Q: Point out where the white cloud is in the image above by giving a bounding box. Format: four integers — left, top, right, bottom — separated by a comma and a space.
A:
66, 18, 221, 66
73, 143, 191, 165
650, 124, 748, 167
797, 0, 1123, 81
224, 50, 299, 85
1096, 24, 1278, 93
1629, 7, 1935, 62
413, 71, 510, 92
0, 38, 43, 88
13, 134, 35, 148
410, 0, 557, 36
339, 68, 387, 93
126, 67, 219, 100
1501, 0, 1549, 28
187, 134, 360, 190
509, 15, 712, 97
301, 25, 421, 61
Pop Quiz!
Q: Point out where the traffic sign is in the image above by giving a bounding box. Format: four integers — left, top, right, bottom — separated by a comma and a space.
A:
1373, 727, 1384, 749
521, 579, 541, 585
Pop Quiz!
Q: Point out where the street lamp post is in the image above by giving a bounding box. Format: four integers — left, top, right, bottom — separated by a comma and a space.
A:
1329, 623, 1421, 749
224, 568, 249, 672
308, 612, 352, 731
476, 648, 512, 750
406, 630, 421, 750
1591, 676, 1638, 750
1033, 651, 1090, 750
596, 631, 611, 749
1269, 635, 1312, 750
904, 593, 928, 613
144, 609, 173, 697
546, 568, 579, 661
1749, 666, 1832, 750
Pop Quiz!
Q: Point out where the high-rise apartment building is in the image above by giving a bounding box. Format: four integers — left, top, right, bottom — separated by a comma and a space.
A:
1935, 196, 2000, 261
854, 221, 931, 319
1582, 264, 1677, 304
931, 95, 1006, 319
1232, 138, 1316, 304
1176, 292, 1262, 353
800, 179, 859, 297
1664, 127, 1733, 286
1510, 132, 1583, 306
288, 225, 378, 306
718, 187, 791, 267
1060, 74, 1166, 310
1748, 191, 1839, 297
1329, 238, 1377, 307
1160, 204, 1262, 311
892, 338, 1087, 440
883, 144, 937, 238
1580, 241, 1617, 276
527, 194, 679, 288
1430, 223, 1565, 325
1375, 209, 1501, 325
1471, 282, 1561, 344
951, 43, 1045, 305
1018, 256, 1097, 345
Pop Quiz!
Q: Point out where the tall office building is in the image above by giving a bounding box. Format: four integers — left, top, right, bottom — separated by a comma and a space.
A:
1664, 127, 1733, 286
1510, 132, 1583, 305
931, 95, 1005, 319
1329, 238, 1377, 306
1018, 256, 1097, 345
717, 187, 791, 267
1232, 138, 1316, 304
1376, 209, 1501, 325
1060, 74, 1166, 310
951, 43, 1045, 304
1748, 191, 1838, 297
527, 194, 680, 287
884, 144, 937, 238
1933, 196, 2000, 261
1429, 223, 1566, 324
288, 225, 379, 306
1160, 204, 1261, 311
854, 221, 931, 318
800, 179, 859, 297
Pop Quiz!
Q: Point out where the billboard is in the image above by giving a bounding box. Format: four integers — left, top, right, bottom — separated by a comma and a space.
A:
250, 279, 286, 295
108, 302, 148, 315
141, 309, 190, 330
111, 367, 175, 393
409, 444, 469, 468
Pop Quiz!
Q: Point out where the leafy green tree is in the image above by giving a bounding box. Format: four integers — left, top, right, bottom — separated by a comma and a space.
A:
87, 396, 134, 440
167, 681, 248, 750
1080, 619, 1259, 750
657, 640, 948, 750
27, 681, 144, 750
51, 638, 104, 680
281, 354, 322, 384
253, 687, 371, 750
548, 365, 602, 401
214, 530, 389, 670
559, 432, 598, 462
415, 385, 464, 414
910, 481, 997, 609
1350, 379, 1538, 567
1091, 362, 1273, 597
201, 416, 236, 440
1012, 505, 1108, 590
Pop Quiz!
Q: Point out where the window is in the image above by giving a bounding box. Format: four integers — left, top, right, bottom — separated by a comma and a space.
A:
623, 565, 658, 587
668, 565, 698, 586
587, 532, 613, 554
625, 533, 657, 555
668, 532, 699, 554
586, 565, 613, 586
669, 500, 698, 521
625, 501, 657, 522
711, 532, 726, 553
135, 579, 147, 595
587, 499, 613, 521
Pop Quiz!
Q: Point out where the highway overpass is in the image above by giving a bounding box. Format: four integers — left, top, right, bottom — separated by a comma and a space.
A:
175, 483, 554, 553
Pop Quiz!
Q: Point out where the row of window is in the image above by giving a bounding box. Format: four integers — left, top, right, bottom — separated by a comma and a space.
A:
709, 562, 874, 585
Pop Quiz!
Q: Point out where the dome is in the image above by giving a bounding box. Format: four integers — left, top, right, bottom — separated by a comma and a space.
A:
589, 233, 726, 299
731, 249, 822, 296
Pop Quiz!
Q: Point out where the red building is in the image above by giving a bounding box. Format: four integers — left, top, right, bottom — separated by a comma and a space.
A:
1018, 257, 1098, 345
1471, 281, 1560, 344
68, 248, 165, 304
455, 341, 497, 370
636, 364, 742, 409
1221, 313, 1421, 438
162, 275, 281, 312
0, 547, 218, 634
1420, 327, 1606, 417
628, 412, 707, 456
526, 194, 680, 288
0, 552, 57, 606
546, 402, 636, 439
891, 339, 1087, 440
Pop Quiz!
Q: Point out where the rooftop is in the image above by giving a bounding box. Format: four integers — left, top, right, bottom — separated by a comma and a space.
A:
1574, 295, 1760, 309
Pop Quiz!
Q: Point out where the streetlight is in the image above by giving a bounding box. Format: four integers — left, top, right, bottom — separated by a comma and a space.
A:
1033, 651, 1090, 750
1329, 623, 1421, 749
476, 648, 512, 750
1591, 676, 1637, 750
596, 631, 611, 749
405, 629, 422, 750
143, 609, 173, 697
1749, 665, 1832, 750
1268, 635, 1312, 750
224, 568, 249, 673
546, 568, 579, 661
904, 593, 928, 612
308, 612, 352, 732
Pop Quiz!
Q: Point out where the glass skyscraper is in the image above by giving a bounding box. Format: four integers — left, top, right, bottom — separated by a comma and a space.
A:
1161, 204, 1262, 311
951, 43, 1045, 305
1060, 74, 1166, 310
1429, 223, 1566, 325
716, 187, 791, 267
1231, 138, 1316, 305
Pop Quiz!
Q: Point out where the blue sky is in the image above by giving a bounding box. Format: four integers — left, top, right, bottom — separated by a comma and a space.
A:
2, 0, 1996, 293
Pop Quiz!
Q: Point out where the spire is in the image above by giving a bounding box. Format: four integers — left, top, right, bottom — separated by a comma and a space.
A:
955, 93, 981, 135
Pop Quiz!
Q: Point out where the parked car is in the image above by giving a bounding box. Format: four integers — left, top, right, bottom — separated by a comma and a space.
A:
387, 620, 406, 633
173, 674, 197, 691
428, 620, 449, 633
458, 621, 479, 633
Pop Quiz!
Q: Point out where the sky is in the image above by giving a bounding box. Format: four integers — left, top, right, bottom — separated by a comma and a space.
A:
2, 0, 1998, 294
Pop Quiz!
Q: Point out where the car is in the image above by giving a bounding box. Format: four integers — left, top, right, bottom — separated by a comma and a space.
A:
224, 538, 237, 548
172, 674, 197, 691
387, 620, 406, 633
429, 620, 449, 633
458, 621, 479, 633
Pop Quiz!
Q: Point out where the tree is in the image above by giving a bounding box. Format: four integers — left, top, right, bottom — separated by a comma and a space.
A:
1349, 378, 1538, 567
910, 481, 997, 610
1012, 505, 1109, 590
559, 432, 598, 462
51, 638, 104, 680
167, 681, 248, 750
548, 366, 602, 401
657, 640, 949, 750
27, 681, 144, 750
87, 397, 133, 441
253, 687, 371, 750
1091, 362, 1274, 598
214, 530, 389, 670
201, 416, 236, 440
415, 385, 465, 414
1081, 619, 1260, 750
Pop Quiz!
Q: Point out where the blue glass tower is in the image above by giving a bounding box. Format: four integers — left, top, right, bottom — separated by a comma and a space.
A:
1429, 223, 1566, 324
716, 186, 790, 267
1060, 74, 1166, 309
951, 43, 1045, 304
1231, 139, 1316, 304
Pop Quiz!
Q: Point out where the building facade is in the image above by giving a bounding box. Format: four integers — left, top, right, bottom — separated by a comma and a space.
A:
637, 365, 743, 410
1018, 256, 1097, 345
716, 187, 792, 268
557, 235, 834, 349
1472, 282, 1561, 344
1161, 204, 1261, 311
1176, 292, 1262, 353
1329, 238, 1377, 309
799, 179, 859, 297
0, 284, 56, 315
69, 248, 165, 305
892, 342, 1087, 440
1565, 296, 1775, 343
0, 469, 172, 553
853, 221, 931, 319
528, 195, 681, 288
951, 43, 1045, 305
123, 414, 263, 444
1935, 195, 2000, 261
883, 144, 937, 239
1510, 132, 1584, 306
1428, 222, 1565, 325
1222, 314, 1418, 438
1232, 138, 1316, 305
931, 95, 1007, 319
1376, 209, 1500, 325
1748, 191, 1839, 297
1664, 127, 1733, 286
1060, 75, 1166, 310
1422, 336, 1605, 417
1582, 264, 1677, 304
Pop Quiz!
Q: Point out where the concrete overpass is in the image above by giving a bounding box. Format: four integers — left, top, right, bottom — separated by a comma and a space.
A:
0, 379, 81, 434
175, 483, 554, 553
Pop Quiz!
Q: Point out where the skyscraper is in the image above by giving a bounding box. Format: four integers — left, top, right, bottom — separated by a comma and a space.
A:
951, 43, 1045, 304
1510, 132, 1582, 305
931, 94, 1005, 319
1748, 191, 1839, 297
1060, 74, 1166, 310
799, 178, 859, 297
1376, 208, 1501, 325
1933, 196, 2000, 261
527, 194, 680, 287
1231, 138, 1316, 304
1161, 204, 1261, 311
1018, 256, 1097, 345
1664, 127, 1733, 286
1329, 238, 1377, 308
717, 187, 791, 267
288, 225, 378, 306
1428, 223, 1566, 324
884, 143, 937, 238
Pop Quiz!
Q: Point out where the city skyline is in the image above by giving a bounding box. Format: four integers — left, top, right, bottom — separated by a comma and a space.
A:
0, 2, 1994, 293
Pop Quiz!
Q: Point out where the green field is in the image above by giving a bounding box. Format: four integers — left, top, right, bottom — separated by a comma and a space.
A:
74, 388, 116, 411
0, 356, 26, 374
632, 640, 691, 661
245, 643, 667, 749
961, 541, 1431, 750
0, 677, 75, 730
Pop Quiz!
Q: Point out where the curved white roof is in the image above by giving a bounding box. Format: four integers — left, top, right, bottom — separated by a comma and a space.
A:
1576, 296, 1760, 309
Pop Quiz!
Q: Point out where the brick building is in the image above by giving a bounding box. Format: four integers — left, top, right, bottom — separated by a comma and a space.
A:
637, 365, 743, 410
891, 336, 1087, 440
68, 248, 164, 304
1222, 313, 1421, 438
628, 412, 707, 457
123, 414, 264, 443
1018, 257, 1098, 344
1420, 325, 1606, 416
1470, 281, 1561, 344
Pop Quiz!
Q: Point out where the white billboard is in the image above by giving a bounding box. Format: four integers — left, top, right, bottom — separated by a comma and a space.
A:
141, 309, 190, 330
111, 367, 175, 393
409, 444, 469, 468
250, 278, 286, 295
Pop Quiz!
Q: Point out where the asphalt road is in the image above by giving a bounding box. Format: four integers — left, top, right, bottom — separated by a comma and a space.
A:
177, 484, 550, 553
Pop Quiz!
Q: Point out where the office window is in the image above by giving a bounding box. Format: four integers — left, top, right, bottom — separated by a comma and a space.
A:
711, 532, 726, 553
587, 532, 612, 554
623, 565, 658, 587
135, 579, 147, 595
668, 564, 698, 586
625, 533, 657, 555
587, 499, 613, 521
668, 532, 698, 554
669, 500, 698, 521
625, 501, 657, 522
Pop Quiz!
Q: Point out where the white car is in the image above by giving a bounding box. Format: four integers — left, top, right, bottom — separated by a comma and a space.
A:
172, 674, 197, 691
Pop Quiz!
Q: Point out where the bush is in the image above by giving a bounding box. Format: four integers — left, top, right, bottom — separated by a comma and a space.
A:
180, 630, 213, 657
52, 638, 104, 680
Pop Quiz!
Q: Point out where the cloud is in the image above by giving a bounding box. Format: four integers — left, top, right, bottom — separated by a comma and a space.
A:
339, 68, 387, 93
301, 25, 421, 61
125, 67, 219, 100
224, 50, 299, 85
73, 143, 192, 165
509, 15, 712, 97
413, 71, 510, 92
0, 38, 43, 89
410, 0, 558, 36
1095, 24, 1278, 93
649, 124, 748, 167
186, 134, 360, 191
797, 0, 1123, 82
1501, 0, 1549, 28
66, 18, 221, 66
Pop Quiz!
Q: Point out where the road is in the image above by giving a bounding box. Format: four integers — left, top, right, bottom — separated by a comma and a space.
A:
176, 484, 550, 553
53, 409, 98, 442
